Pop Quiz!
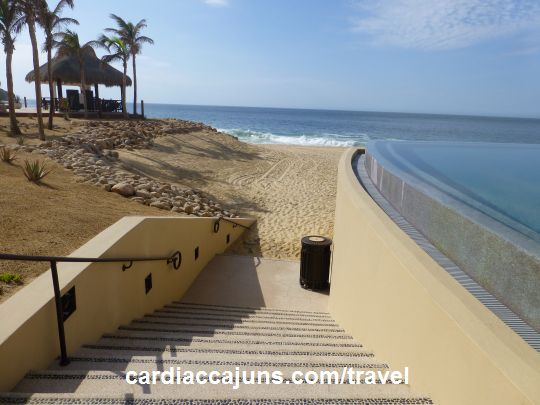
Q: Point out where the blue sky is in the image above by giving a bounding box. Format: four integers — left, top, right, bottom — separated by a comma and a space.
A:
5, 0, 540, 117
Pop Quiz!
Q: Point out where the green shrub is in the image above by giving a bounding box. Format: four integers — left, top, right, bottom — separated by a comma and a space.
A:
0, 272, 23, 284
16, 136, 24, 146
22, 159, 52, 183
0, 146, 16, 163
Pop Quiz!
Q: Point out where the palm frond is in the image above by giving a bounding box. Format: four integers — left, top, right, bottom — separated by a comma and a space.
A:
134, 18, 147, 31
53, 16, 78, 29
109, 13, 129, 30
52, 0, 74, 16
135, 35, 153, 45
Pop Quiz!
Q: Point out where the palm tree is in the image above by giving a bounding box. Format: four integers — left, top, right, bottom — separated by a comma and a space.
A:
0, 0, 24, 136
20, 0, 45, 139
38, 0, 78, 130
96, 34, 129, 118
106, 14, 153, 116
53, 29, 95, 118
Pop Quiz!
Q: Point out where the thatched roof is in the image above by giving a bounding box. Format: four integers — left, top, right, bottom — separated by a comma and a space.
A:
25, 48, 132, 88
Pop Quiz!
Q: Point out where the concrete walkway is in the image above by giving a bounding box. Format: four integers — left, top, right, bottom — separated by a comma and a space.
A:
181, 254, 328, 312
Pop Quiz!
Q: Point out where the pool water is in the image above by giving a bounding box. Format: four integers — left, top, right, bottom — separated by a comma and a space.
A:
367, 141, 540, 243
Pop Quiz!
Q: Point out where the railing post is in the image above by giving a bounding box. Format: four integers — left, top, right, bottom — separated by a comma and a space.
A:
50, 261, 69, 366
141, 100, 145, 119
24, 97, 27, 108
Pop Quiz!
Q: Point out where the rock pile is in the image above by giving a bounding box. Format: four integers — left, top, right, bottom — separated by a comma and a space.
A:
13, 119, 238, 219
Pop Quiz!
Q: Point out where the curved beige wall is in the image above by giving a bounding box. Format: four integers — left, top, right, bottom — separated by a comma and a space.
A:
329, 148, 540, 405
0, 216, 254, 392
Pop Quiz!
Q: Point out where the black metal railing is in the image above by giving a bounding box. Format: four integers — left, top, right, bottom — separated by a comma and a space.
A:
0, 218, 251, 366
214, 217, 251, 231
0, 251, 181, 366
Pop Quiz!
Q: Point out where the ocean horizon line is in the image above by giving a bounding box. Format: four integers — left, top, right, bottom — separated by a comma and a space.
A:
140, 103, 540, 122
22, 98, 540, 121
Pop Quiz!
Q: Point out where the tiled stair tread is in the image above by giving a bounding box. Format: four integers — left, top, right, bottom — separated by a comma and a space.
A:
69, 348, 387, 369
48, 356, 391, 373
147, 312, 338, 326
173, 302, 331, 316
158, 306, 334, 321
102, 331, 363, 348
0, 393, 434, 405
118, 325, 353, 339
1, 302, 433, 403
130, 318, 346, 333
79, 344, 376, 360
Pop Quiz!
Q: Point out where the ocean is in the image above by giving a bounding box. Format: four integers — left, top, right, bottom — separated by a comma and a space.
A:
141, 103, 540, 147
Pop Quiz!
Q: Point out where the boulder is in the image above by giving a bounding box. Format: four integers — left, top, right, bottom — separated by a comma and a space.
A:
111, 182, 135, 197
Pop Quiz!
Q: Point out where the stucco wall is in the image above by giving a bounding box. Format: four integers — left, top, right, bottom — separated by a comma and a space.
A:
0, 216, 253, 392
329, 148, 540, 405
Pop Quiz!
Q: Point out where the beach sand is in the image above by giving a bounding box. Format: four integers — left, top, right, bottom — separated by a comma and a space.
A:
118, 129, 344, 258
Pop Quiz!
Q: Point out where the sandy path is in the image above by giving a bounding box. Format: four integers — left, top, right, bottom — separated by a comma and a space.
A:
119, 130, 344, 259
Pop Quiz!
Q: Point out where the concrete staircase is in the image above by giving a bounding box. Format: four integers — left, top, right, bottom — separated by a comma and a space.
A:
0, 301, 433, 404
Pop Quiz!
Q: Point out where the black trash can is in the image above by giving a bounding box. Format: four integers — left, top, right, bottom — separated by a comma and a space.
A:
300, 236, 332, 291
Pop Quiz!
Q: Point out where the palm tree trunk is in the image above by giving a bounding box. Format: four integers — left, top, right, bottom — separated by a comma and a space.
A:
27, 18, 45, 140
132, 53, 137, 115
122, 61, 128, 119
6, 46, 21, 136
80, 61, 88, 119
47, 47, 54, 130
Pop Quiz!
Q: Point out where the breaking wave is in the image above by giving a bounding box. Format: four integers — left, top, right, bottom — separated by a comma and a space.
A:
220, 128, 368, 147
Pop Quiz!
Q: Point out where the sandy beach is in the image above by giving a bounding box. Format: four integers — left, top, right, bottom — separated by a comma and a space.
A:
0, 117, 343, 299
118, 131, 344, 258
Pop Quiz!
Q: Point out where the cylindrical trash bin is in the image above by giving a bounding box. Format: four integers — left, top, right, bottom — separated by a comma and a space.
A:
300, 235, 332, 291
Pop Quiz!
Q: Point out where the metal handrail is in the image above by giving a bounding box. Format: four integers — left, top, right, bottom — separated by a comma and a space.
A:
0, 251, 181, 366
215, 216, 252, 230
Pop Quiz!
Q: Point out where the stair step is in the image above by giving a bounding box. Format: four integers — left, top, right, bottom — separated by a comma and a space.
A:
118, 325, 354, 340
173, 301, 331, 317
86, 339, 374, 359
131, 318, 345, 333
12, 370, 421, 399
48, 354, 390, 373
153, 309, 338, 326
102, 331, 364, 349
0, 393, 434, 404
162, 305, 333, 320
75, 347, 377, 367
0, 300, 433, 403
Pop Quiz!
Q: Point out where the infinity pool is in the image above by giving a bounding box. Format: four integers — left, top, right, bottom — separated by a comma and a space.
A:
366, 141, 540, 244
364, 140, 540, 332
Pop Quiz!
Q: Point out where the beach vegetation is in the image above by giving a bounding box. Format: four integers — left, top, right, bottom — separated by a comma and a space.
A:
16, 135, 24, 145
0, 272, 22, 284
38, 0, 78, 130
105, 14, 153, 116
0, 146, 16, 163
22, 159, 52, 183
96, 34, 129, 118
53, 29, 96, 119
0, 0, 24, 136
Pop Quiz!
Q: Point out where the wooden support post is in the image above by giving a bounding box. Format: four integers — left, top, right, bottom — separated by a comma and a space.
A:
56, 80, 63, 99
24, 97, 27, 108
141, 100, 145, 119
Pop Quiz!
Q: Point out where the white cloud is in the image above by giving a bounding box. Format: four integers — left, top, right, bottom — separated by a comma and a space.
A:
202, 0, 229, 6
351, 0, 540, 50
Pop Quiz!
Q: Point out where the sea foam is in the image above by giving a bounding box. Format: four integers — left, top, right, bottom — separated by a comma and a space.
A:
220, 128, 365, 147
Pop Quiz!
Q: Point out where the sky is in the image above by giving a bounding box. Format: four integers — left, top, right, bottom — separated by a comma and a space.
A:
3, 0, 540, 118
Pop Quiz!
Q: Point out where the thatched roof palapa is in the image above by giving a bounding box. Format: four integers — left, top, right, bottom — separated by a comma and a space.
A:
25, 48, 132, 88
